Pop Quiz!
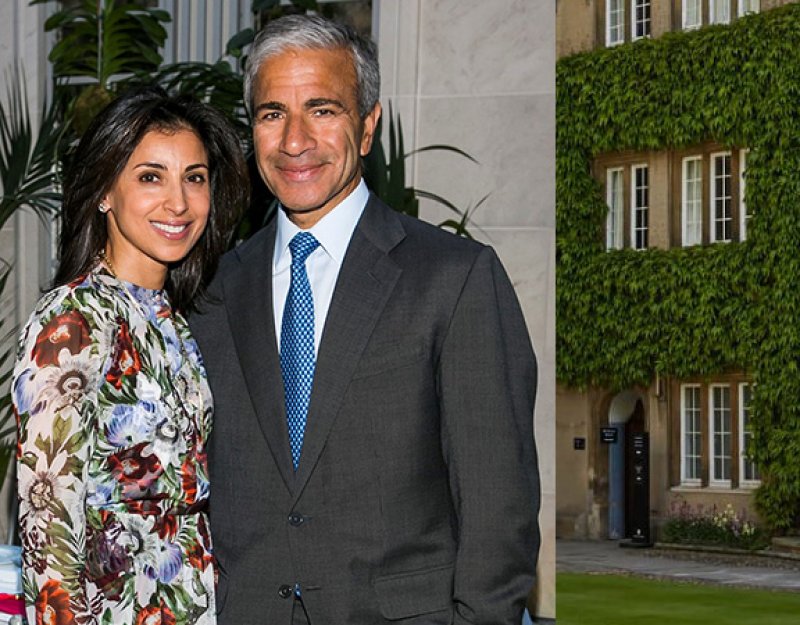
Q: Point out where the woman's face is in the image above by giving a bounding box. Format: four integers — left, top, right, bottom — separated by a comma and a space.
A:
103, 127, 211, 288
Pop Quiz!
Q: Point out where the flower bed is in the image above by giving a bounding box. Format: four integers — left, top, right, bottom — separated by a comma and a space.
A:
661, 501, 769, 551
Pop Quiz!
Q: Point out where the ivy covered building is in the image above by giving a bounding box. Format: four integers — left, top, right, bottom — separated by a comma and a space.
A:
556, 0, 800, 540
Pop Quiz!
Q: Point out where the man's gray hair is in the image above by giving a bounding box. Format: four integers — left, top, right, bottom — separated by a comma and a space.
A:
244, 14, 380, 119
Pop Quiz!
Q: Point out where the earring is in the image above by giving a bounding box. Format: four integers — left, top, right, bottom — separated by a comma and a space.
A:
99, 202, 109, 213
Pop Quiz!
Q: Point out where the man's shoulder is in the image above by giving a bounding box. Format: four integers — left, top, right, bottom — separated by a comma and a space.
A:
364, 194, 487, 263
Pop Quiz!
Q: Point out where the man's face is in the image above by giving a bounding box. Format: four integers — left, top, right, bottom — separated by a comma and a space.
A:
251, 47, 381, 228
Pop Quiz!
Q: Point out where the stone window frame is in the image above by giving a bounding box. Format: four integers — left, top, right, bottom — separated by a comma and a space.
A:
672, 145, 746, 247
598, 154, 652, 250
671, 375, 758, 490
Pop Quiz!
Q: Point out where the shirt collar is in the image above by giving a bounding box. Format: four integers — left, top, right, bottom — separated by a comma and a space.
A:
273, 179, 369, 271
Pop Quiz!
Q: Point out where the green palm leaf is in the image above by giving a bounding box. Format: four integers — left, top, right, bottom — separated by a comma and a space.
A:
0, 70, 63, 230
33, 0, 169, 88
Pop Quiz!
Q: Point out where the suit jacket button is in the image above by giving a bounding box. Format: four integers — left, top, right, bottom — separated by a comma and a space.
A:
288, 512, 304, 526
278, 585, 293, 599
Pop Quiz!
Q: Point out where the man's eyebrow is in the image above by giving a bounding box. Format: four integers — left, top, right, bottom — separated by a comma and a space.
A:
305, 98, 346, 110
254, 101, 287, 114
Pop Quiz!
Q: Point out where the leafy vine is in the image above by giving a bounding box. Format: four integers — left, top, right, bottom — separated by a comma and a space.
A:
557, 3, 800, 529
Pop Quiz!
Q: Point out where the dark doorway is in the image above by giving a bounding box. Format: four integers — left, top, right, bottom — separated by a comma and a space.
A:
624, 400, 646, 537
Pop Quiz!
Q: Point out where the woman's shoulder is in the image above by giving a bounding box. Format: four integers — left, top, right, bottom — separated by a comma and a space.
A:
19, 268, 123, 349
13, 271, 120, 387
28, 271, 107, 318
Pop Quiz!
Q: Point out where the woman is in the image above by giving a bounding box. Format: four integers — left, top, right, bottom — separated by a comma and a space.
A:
12, 87, 248, 624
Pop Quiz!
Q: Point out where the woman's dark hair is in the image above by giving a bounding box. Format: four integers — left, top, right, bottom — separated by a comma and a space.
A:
55, 85, 249, 312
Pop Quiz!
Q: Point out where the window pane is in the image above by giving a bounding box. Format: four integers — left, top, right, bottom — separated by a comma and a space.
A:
633, 0, 651, 38
682, 386, 702, 481
711, 386, 731, 482
683, 157, 703, 246
712, 0, 731, 24
683, 0, 701, 28
712, 154, 732, 242
738, 0, 759, 16
608, 0, 625, 44
607, 168, 624, 250
633, 165, 649, 250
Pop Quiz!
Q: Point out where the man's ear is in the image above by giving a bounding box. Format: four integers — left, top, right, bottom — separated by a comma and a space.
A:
359, 102, 382, 157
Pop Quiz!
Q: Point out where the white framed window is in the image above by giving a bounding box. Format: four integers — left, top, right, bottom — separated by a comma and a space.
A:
710, 152, 732, 242
710, 0, 731, 24
739, 383, 760, 486
681, 385, 702, 484
632, 0, 651, 40
606, 167, 625, 250
607, 0, 625, 46
738, 0, 759, 16
709, 384, 732, 486
682, 156, 703, 246
683, 0, 702, 29
740, 149, 751, 240
631, 164, 649, 250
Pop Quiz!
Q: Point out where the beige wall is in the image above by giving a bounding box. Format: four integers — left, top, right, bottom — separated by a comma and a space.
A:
557, 0, 598, 58
377, 0, 555, 618
556, 388, 593, 537
557, 382, 674, 540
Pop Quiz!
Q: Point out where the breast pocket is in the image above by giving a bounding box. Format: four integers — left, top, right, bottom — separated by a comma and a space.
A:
351, 338, 426, 380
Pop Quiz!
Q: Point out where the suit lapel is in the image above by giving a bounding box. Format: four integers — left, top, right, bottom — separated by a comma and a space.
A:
224, 223, 296, 493
292, 197, 406, 495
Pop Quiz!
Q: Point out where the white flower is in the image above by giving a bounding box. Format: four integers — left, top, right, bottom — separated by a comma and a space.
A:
18, 463, 68, 528
31, 349, 97, 414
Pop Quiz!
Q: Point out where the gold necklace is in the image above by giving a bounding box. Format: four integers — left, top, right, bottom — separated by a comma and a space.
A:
98, 250, 200, 421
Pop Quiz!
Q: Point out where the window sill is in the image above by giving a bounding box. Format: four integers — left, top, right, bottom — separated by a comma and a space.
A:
671, 485, 759, 494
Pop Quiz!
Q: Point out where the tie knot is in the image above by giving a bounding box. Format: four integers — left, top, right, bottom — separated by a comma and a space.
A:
289, 232, 320, 265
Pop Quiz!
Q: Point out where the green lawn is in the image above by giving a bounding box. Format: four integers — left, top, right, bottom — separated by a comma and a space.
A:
557, 573, 800, 625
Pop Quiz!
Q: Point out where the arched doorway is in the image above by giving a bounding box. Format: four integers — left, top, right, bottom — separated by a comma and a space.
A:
607, 389, 646, 539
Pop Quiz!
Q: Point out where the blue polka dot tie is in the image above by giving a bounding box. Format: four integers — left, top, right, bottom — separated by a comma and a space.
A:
280, 232, 320, 470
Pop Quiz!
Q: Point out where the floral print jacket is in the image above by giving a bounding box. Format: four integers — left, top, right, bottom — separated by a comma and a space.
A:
13, 265, 215, 625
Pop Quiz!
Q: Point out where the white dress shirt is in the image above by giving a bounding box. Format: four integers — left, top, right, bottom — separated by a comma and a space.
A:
272, 179, 369, 353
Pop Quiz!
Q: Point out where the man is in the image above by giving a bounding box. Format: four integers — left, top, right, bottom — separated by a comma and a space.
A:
191, 14, 540, 625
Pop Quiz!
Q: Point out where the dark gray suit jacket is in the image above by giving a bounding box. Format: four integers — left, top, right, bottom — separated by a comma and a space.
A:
190, 195, 540, 625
